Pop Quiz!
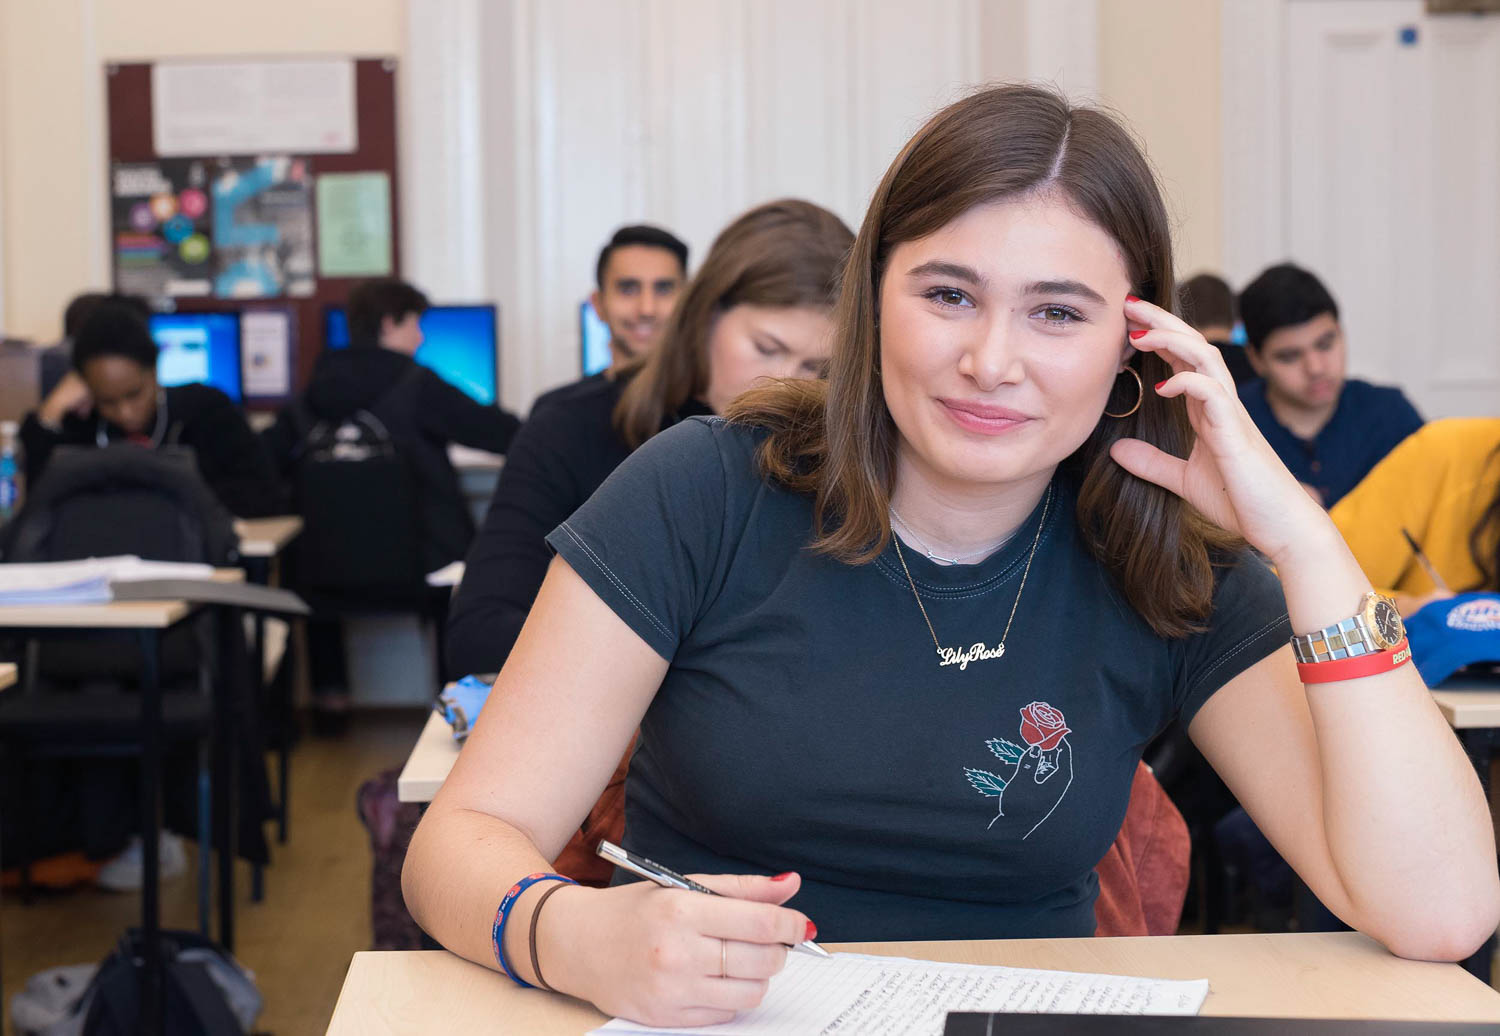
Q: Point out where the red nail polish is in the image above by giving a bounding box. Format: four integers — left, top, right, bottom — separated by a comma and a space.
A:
1129, 329, 1148, 340
1154, 380, 1167, 390
1125, 294, 1141, 303
805, 921, 818, 941
771, 872, 793, 882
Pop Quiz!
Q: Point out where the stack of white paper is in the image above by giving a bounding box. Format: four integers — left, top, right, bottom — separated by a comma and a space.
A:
0, 556, 216, 605
425, 561, 466, 588
593, 952, 1209, 1036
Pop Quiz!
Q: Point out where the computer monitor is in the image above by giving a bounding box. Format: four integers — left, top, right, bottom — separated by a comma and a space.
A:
580, 299, 612, 377
322, 304, 499, 406
149, 312, 243, 403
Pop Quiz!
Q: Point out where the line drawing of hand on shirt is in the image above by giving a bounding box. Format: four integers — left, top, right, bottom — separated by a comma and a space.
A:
964, 701, 1075, 839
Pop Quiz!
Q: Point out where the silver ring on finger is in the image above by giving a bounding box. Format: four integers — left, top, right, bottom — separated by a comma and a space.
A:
721, 938, 728, 978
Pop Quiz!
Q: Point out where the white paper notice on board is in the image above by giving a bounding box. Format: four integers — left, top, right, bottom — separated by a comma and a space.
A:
240, 310, 292, 398
152, 60, 357, 157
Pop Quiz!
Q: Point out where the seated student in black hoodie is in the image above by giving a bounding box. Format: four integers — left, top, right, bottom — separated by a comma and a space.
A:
263, 278, 521, 572
263, 278, 520, 727
20, 296, 285, 518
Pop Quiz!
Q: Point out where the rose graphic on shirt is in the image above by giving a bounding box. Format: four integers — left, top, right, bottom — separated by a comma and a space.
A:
964, 700, 1075, 839
1018, 701, 1070, 750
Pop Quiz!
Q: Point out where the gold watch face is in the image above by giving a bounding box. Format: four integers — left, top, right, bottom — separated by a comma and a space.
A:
1365, 594, 1405, 649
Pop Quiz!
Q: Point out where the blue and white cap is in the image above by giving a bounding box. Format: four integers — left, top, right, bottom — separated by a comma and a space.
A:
1405, 592, 1500, 687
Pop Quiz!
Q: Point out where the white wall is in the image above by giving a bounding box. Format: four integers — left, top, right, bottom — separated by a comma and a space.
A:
409, 0, 1131, 410
475, 0, 1040, 408
403, 0, 1229, 411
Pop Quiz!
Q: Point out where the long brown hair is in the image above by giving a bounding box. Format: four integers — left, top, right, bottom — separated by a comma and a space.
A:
1469, 445, 1500, 591
614, 199, 854, 449
727, 84, 1238, 638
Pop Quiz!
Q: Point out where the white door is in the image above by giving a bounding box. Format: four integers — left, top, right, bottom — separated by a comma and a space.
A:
1282, 0, 1500, 418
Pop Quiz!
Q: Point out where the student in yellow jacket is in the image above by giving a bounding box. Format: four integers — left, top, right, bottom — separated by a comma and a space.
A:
1330, 417, 1500, 614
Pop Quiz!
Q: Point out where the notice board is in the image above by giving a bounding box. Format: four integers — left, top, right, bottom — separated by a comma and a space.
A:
105, 57, 401, 398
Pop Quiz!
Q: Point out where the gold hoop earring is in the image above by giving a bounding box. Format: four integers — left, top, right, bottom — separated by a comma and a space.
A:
1103, 366, 1143, 419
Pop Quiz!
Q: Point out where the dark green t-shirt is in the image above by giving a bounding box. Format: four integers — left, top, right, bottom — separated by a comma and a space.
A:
546, 417, 1290, 941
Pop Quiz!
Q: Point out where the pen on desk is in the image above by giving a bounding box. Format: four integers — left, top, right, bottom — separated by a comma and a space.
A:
595, 839, 830, 958
1400, 527, 1450, 592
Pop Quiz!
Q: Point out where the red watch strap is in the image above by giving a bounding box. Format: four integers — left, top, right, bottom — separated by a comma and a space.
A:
1297, 638, 1411, 684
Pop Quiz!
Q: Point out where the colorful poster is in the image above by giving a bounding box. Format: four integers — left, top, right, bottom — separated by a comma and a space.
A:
315, 172, 393, 278
110, 160, 214, 297
212, 156, 316, 298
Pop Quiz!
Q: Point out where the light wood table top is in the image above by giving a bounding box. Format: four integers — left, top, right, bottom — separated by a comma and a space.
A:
235, 515, 304, 558
326, 931, 1500, 1034
0, 662, 15, 692
0, 568, 243, 629
398, 710, 458, 803
1430, 674, 1500, 730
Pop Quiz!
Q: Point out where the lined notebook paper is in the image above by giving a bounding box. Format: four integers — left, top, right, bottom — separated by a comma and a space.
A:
592, 952, 1209, 1035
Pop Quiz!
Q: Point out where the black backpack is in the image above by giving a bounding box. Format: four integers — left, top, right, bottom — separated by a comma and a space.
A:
79, 928, 260, 1036
286, 386, 426, 602
1, 445, 237, 566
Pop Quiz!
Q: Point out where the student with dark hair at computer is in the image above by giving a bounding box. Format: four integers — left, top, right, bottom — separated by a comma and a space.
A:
264, 278, 522, 729
1179, 272, 1255, 388
1238, 263, 1423, 507
264, 277, 521, 570
19, 296, 284, 518
36, 291, 138, 396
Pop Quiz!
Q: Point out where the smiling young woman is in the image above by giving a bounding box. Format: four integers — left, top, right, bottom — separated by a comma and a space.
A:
402, 84, 1499, 1030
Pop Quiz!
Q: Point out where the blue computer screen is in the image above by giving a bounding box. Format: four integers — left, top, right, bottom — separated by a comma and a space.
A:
580, 299, 612, 377
150, 312, 243, 402
323, 305, 498, 405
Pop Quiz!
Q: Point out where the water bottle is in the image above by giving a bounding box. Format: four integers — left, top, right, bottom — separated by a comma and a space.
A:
0, 420, 19, 521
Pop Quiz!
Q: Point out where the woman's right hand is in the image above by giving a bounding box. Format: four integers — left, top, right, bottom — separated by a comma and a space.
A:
39, 372, 92, 426
540, 871, 816, 1028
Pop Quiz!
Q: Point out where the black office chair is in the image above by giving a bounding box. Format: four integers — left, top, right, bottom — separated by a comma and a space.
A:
289, 420, 449, 684
0, 446, 271, 927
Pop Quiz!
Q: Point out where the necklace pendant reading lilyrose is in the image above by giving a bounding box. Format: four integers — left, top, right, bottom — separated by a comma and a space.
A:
936, 642, 1006, 670
893, 487, 1052, 671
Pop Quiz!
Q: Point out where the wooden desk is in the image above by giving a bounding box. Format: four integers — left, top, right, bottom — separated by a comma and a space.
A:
1432, 675, 1500, 730
0, 661, 16, 692
326, 932, 1500, 1034
0, 580, 239, 1034
235, 515, 304, 559
398, 710, 459, 803
233, 516, 303, 847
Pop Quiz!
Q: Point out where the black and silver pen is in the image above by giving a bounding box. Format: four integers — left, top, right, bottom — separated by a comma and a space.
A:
596, 839, 830, 958
1400, 527, 1450, 593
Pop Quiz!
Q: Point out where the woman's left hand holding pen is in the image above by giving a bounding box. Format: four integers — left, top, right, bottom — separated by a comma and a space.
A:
531, 871, 815, 1028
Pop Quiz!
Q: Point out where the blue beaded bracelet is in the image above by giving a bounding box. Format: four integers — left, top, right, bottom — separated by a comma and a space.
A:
492, 872, 577, 987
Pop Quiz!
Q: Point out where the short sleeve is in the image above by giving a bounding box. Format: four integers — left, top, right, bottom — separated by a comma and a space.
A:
545, 417, 728, 660
1173, 551, 1293, 725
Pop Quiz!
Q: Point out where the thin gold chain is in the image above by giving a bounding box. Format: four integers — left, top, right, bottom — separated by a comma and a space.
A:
891, 487, 1053, 657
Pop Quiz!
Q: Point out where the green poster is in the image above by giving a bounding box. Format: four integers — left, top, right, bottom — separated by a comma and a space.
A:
316, 172, 392, 277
